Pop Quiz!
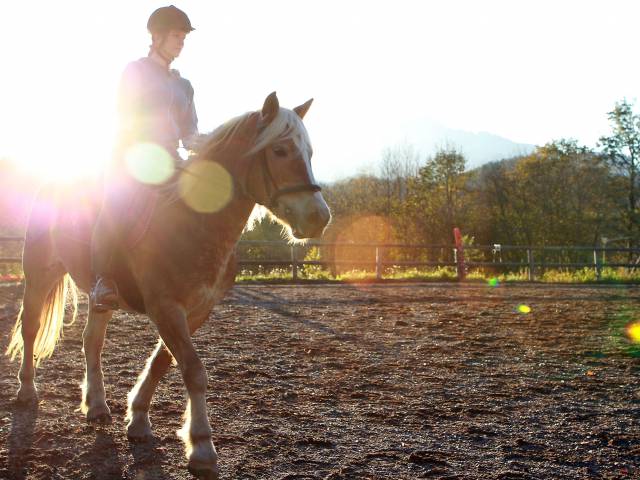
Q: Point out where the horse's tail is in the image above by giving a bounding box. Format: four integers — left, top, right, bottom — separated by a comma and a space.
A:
6, 274, 78, 366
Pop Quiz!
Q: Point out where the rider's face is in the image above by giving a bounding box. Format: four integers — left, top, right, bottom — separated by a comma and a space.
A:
160, 30, 187, 59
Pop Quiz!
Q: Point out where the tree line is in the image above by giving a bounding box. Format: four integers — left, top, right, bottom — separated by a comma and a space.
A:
318, 100, 638, 254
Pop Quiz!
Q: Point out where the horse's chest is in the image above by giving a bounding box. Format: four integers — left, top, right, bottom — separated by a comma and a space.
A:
184, 251, 235, 315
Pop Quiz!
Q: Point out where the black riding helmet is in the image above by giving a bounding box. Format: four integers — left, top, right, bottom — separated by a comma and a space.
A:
147, 5, 194, 34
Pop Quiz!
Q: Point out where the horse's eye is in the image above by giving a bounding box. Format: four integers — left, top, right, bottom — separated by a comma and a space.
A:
273, 147, 287, 157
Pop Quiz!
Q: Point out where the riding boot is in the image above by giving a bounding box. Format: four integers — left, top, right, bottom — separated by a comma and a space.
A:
90, 209, 119, 312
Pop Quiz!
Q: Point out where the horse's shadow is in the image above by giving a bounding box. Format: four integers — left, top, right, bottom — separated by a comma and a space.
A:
7, 402, 38, 480
83, 426, 170, 480
82, 428, 126, 480
128, 437, 172, 480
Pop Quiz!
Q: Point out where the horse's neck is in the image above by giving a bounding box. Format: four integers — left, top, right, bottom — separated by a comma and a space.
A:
202, 195, 255, 245
162, 186, 255, 256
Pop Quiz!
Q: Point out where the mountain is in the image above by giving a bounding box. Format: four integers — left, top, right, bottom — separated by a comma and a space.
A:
394, 118, 536, 170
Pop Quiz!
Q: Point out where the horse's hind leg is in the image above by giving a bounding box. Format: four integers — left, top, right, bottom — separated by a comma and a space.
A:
15, 268, 65, 404
81, 308, 113, 423
126, 339, 173, 439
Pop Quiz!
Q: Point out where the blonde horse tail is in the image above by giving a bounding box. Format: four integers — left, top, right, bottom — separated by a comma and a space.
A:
6, 274, 78, 367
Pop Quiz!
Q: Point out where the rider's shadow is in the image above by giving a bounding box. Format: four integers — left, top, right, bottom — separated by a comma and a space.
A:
7, 403, 38, 480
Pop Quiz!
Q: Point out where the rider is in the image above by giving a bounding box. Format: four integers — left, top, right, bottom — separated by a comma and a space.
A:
89, 5, 199, 311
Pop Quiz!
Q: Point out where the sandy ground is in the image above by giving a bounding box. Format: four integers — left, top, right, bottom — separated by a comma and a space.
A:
1, 282, 639, 479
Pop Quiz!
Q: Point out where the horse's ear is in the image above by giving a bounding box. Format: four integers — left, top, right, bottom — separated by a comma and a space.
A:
262, 91, 279, 124
294, 98, 313, 119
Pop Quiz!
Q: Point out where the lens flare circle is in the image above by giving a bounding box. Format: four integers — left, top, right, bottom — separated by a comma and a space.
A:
625, 322, 640, 343
124, 142, 175, 184
334, 215, 394, 285
517, 304, 531, 314
179, 161, 233, 213
488, 277, 499, 287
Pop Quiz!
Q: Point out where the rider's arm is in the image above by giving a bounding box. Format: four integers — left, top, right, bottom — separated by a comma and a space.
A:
180, 79, 200, 151
116, 62, 144, 146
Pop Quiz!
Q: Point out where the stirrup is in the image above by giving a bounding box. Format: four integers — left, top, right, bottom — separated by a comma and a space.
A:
90, 278, 119, 312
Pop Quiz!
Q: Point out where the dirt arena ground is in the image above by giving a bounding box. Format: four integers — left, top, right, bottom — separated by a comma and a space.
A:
1, 282, 639, 479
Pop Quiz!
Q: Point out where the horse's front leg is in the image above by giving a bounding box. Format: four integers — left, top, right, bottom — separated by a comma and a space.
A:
127, 314, 208, 440
149, 304, 218, 479
81, 308, 113, 423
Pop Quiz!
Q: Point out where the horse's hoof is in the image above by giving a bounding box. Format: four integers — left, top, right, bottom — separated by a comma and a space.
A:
187, 463, 220, 480
87, 410, 112, 425
127, 415, 153, 441
86, 403, 112, 424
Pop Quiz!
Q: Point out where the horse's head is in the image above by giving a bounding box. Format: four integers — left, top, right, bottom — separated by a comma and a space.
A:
243, 92, 331, 239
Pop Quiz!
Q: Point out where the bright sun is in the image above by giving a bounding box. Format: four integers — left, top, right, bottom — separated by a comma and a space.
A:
2, 96, 117, 183
1, 3, 137, 185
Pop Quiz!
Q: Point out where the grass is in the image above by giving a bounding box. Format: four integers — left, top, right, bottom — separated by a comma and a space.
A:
235, 266, 640, 284
3, 265, 640, 285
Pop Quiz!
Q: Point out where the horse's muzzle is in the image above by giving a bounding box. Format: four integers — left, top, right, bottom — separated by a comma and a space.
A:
281, 192, 331, 239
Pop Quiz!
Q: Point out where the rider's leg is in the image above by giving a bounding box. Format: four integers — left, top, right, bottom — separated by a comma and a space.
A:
89, 181, 120, 312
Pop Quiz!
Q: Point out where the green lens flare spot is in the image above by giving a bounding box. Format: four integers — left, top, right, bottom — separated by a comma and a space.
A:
179, 161, 233, 213
488, 277, 499, 287
517, 304, 531, 314
124, 143, 175, 184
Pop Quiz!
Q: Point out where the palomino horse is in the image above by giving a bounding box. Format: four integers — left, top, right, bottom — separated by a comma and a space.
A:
6, 92, 330, 479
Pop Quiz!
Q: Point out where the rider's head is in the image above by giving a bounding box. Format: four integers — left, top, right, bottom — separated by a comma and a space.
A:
147, 5, 194, 62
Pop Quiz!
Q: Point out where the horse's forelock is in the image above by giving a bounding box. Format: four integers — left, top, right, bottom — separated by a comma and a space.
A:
249, 108, 311, 156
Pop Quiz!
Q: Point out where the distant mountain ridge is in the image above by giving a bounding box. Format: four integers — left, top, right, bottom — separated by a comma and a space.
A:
393, 118, 536, 170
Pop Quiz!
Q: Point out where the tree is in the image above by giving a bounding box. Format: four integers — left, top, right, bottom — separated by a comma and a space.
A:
379, 143, 420, 215
599, 99, 640, 248
401, 146, 467, 256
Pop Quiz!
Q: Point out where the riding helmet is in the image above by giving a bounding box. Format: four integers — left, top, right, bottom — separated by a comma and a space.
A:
147, 5, 195, 34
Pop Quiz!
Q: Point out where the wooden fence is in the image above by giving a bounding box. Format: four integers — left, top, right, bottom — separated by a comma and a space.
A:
3, 236, 638, 281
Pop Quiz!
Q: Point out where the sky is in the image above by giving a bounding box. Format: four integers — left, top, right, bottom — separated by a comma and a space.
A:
1, 0, 639, 182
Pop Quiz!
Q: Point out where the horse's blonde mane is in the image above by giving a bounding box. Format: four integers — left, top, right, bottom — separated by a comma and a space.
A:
195, 108, 312, 160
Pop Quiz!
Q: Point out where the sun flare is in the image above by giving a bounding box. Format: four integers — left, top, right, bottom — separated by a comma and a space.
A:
4, 119, 116, 184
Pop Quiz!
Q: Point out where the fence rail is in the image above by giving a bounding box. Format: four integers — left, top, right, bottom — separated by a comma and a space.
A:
2, 236, 639, 281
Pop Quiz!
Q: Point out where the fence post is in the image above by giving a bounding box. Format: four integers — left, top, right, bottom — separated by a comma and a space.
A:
593, 249, 601, 281
453, 228, 466, 281
291, 245, 298, 281
375, 246, 382, 280
527, 248, 534, 281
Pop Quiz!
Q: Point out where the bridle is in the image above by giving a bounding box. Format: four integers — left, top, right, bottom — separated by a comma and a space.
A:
241, 126, 322, 209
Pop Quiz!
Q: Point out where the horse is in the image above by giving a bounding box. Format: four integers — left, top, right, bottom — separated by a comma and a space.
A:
5, 92, 331, 479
